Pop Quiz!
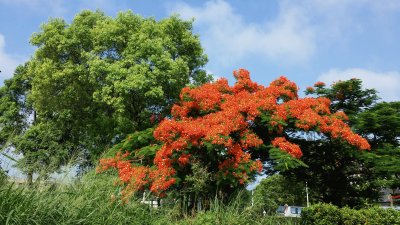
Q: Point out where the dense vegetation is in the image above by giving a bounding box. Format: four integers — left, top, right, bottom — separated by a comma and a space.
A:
1, 9, 399, 225
0, 174, 299, 225
281, 80, 400, 207
98, 69, 371, 206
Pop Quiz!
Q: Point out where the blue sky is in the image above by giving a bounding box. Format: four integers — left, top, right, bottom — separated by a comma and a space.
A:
1, 0, 400, 101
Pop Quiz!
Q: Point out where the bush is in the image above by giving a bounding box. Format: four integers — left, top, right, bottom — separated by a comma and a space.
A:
341, 206, 367, 225
301, 203, 342, 225
360, 207, 400, 225
301, 203, 400, 225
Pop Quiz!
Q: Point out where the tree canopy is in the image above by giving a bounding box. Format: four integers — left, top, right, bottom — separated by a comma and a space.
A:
355, 102, 400, 147
356, 102, 400, 193
98, 69, 370, 200
305, 78, 379, 120
0, 65, 31, 150
283, 79, 398, 207
0, 10, 210, 182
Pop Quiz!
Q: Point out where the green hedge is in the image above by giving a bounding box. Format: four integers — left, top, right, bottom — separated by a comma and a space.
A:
301, 203, 400, 225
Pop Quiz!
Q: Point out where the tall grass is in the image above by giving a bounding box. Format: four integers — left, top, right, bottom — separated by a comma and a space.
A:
0, 172, 166, 224
0, 172, 299, 225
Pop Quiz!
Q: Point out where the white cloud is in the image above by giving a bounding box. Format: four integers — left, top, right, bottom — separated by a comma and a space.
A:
317, 68, 400, 102
0, 34, 21, 84
300, 0, 400, 38
169, 0, 316, 66
168, 0, 400, 69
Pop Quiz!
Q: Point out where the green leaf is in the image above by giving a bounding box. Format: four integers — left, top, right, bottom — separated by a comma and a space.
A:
269, 148, 308, 171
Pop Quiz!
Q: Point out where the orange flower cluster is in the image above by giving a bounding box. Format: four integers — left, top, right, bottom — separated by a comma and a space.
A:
271, 137, 302, 158
97, 68, 370, 199
97, 151, 176, 198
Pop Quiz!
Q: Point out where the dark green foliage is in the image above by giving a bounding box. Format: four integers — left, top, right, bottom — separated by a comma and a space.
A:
355, 101, 400, 147
361, 145, 400, 190
282, 140, 379, 207
178, 161, 215, 204
291, 78, 385, 207
354, 101, 400, 192
301, 203, 400, 225
0, 65, 31, 151
14, 122, 69, 181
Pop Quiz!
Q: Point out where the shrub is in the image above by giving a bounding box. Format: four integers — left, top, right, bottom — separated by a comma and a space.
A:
301, 203, 400, 225
360, 207, 400, 225
341, 206, 367, 225
301, 203, 342, 225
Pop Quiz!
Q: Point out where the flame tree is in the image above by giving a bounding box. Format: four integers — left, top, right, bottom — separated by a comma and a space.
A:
98, 69, 370, 201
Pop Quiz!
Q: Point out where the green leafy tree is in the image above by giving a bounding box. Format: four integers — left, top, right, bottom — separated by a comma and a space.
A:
282, 79, 382, 207
0, 10, 210, 181
354, 102, 400, 147
282, 139, 378, 207
14, 122, 68, 184
296, 81, 399, 207
0, 64, 36, 183
28, 10, 210, 161
362, 145, 400, 192
355, 102, 400, 194
0, 65, 31, 151
253, 174, 307, 214
0, 64, 69, 184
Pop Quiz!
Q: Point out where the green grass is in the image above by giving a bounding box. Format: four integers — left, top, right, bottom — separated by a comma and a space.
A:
0, 173, 299, 225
